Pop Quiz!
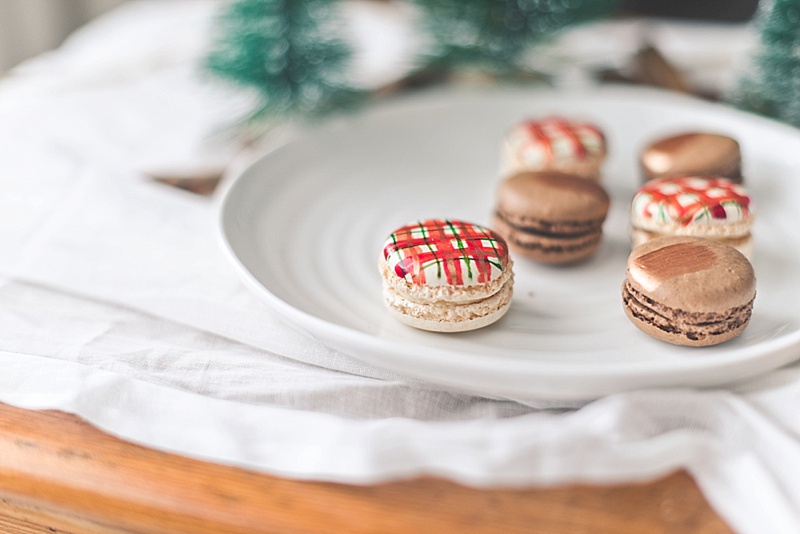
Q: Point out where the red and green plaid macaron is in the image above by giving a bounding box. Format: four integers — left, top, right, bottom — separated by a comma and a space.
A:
632, 176, 752, 227
383, 219, 510, 287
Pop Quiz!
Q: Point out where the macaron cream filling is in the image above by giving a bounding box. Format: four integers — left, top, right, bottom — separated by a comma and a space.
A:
493, 211, 603, 255
383, 278, 513, 323
494, 211, 606, 238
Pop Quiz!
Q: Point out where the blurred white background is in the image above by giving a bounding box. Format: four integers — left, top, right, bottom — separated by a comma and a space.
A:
0, 0, 126, 71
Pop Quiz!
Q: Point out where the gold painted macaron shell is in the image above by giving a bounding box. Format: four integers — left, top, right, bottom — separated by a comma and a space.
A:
640, 132, 742, 183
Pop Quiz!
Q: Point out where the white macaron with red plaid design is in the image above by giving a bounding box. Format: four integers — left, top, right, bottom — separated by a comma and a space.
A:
379, 218, 514, 332
630, 175, 754, 258
501, 117, 607, 181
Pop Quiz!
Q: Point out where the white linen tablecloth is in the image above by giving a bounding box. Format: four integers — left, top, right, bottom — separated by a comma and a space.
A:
0, 2, 797, 533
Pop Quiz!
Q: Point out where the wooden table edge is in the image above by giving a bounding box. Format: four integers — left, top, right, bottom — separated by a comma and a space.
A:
0, 402, 733, 533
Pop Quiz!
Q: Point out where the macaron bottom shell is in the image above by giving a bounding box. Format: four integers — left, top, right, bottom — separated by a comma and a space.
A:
382, 279, 513, 333
492, 214, 604, 265
622, 280, 755, 347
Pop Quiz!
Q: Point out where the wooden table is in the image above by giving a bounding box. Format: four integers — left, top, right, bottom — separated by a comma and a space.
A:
0, 402, 734, 533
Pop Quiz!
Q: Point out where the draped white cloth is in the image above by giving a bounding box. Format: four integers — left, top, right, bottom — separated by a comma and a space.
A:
0, 2, 795, 533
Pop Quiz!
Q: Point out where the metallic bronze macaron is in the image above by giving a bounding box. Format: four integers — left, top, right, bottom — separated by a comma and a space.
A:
640, 131, 742, 183
493, 171, 610, 264
622, 236, 756, 347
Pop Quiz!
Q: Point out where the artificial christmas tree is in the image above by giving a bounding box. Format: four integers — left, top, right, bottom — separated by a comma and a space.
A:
205, 0, 363, 127
204, 0, 617, 128
736, 0, 800, 128
412, 0, 617, 76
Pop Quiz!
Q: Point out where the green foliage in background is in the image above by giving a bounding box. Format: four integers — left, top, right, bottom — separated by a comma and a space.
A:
205, 0, 617, 128
736, 0, 800, 127
205, 0, 363, 126
412, 0, 617, 76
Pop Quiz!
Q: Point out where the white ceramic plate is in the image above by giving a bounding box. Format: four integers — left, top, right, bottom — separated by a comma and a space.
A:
220, 86, 800, 400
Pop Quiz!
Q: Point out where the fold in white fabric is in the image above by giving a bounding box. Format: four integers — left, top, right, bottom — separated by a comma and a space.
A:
0, 2, 796, 533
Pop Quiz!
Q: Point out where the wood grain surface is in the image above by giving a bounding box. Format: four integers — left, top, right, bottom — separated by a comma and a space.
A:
0, 402, 733, 534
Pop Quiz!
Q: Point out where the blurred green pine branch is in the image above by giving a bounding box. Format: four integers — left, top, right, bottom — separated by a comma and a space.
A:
205, 0, 364, 128
734, 0, 800, 128
204, 0, 618, 131
411, 0, 618, 76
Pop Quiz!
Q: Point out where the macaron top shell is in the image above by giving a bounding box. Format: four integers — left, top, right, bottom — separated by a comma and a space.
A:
496, 171, 610, 222
383, 219, 510, 288
631, 176, 753, 236
505, 117, 606, 167
626, 236, 756, 312
641, 132, 741, 181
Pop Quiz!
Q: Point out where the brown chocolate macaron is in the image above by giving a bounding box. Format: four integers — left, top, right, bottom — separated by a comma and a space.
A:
493, 171, 610, 264
622, 236, 756, 347
640, 132, 742, 183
